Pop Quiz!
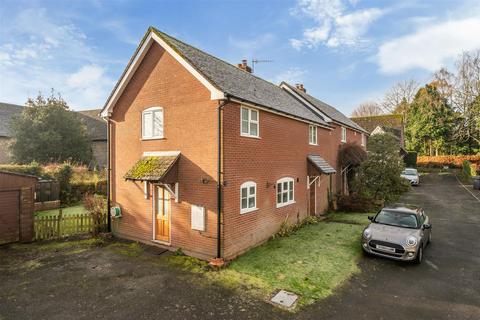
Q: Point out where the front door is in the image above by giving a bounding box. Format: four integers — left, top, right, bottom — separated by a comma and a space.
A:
309, 180, 316, 215
155, 186, 170, 242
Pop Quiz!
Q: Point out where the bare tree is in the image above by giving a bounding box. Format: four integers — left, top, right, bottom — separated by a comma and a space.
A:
452, 50, 480, 145
382, 79, 419, 116
351, 101, 383, 117
432, 67, 454, 102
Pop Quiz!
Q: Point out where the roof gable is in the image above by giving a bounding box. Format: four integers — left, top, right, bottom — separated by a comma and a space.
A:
101, 27, 329, 127
280, 82, 367, 133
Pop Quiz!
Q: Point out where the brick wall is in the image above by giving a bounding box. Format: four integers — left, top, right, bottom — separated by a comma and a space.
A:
110, 42, 219, 259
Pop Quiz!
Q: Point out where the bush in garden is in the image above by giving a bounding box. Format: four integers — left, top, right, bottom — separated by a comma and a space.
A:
54, 163, 73, 203
83, 194, 107, 235
337, 194, 381, 213
404, 151, 417, 168
353, 133, 410, 203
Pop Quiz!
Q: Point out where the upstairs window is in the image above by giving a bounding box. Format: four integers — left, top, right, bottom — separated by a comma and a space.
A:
142, 107, 164, 139
276, 177, 294, 208
341, 126, 347, 143
309, 125, 317, 145
241, 106, 259, 137
240, 181, 257, 214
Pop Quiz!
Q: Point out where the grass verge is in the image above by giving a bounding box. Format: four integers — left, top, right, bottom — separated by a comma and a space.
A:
166, 214, 371, 309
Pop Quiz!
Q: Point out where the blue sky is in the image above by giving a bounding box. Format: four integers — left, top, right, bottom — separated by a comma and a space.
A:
1, 0, 480, 115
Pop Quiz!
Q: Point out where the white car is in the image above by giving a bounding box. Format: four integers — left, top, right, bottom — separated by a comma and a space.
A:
401, 168, 419, 185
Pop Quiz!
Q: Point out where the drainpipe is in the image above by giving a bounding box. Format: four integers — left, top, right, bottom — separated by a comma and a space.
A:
217, 95, 229, 259
106, 117, 111, 232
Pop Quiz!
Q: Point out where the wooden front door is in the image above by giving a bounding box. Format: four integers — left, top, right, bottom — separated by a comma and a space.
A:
155, 187, 170, 242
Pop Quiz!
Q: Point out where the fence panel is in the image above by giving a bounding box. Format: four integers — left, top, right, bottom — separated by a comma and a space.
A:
35, 180, 60, 202
34, 211, 107, 240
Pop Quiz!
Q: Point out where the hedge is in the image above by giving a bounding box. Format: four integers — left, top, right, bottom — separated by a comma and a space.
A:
417, 155, 480, 168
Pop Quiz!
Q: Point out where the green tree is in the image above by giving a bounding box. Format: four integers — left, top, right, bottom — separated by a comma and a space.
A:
10, 92, 92, 164
354, 133, 409, 203
405, 84, 457, 156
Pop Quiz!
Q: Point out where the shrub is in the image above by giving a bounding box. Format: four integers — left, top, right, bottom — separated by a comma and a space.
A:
83, 194, 107, 236
0, 161, 44, 177
337, 194, 381, 213
417, 155, 480, 168
404, 151, 417, 167
54, 163, 73, 203
462, 160, 477, 177
274, 215, 319, 238
354, 133, 410, 203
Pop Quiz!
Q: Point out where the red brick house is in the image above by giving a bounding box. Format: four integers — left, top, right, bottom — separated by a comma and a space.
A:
101, 27, 367, 260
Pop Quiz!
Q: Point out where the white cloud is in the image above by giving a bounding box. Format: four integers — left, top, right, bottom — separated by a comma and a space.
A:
290, 0, 384, 50
377, 18, 480, 74
274, 67, 307, 84
0, 8, 114, 109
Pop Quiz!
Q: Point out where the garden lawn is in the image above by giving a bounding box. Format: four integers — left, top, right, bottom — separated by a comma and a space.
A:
36, 205, 86, 217
168, 216, 370, 309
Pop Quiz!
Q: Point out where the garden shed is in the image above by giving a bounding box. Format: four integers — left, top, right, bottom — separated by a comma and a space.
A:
0, 171, 38, 244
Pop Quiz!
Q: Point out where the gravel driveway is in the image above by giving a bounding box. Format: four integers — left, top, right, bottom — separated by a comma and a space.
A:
1, 172, 479, 320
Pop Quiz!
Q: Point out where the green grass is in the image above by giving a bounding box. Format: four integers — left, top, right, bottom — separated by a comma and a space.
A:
325, 212, 372, 225
36, 205, 86, 217
167, 217, 368, 309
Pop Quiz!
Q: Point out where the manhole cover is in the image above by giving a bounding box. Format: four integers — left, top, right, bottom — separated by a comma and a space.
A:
270, 290, 298, 308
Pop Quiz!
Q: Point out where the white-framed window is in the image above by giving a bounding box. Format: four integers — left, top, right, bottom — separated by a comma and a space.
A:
341, 126, 347, 143
240, 106, 259, 138
276, 177, 295, 208
309, 125, 317, 145
142, 107, 164, 139
240, 181, 257, 214
361, 133, 366, 146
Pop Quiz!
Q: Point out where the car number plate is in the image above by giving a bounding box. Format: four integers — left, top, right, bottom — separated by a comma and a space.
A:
376, 245, 395, 253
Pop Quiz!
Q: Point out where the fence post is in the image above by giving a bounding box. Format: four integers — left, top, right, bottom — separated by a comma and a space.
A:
58, 209, 63, 237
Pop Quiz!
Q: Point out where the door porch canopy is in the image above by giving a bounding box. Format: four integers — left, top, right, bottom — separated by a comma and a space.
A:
124, 153, 180, 199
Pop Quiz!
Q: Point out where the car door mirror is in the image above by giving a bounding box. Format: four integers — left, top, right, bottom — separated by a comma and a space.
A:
368, 216, 374, 221
422, 223, 431, 230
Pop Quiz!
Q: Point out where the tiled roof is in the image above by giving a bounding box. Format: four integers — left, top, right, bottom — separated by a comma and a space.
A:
350, 114, 403, 134
0, 103, 106, 141
124, 155, 179, 181
150, 27, 329, 127
281, 82, 367, 133
77, 109, 107, 141
307, 154, 336, 174
0, 102, 23, 137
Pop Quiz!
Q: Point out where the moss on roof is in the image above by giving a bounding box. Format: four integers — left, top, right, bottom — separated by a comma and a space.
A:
124, 156, 179, 181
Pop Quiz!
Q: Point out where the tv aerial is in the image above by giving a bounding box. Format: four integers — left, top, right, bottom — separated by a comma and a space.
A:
251, 59, 273, 73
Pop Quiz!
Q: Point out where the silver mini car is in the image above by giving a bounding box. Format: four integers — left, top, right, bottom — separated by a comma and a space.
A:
361, 204, 432, 264
401, 168, 420, 185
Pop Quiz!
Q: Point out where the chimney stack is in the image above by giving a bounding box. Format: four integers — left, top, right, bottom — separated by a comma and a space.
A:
237, 59, 252, 73
295, 83, 306, 93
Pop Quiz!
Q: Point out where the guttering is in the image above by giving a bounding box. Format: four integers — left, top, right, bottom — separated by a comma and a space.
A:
216, 95, 230, 259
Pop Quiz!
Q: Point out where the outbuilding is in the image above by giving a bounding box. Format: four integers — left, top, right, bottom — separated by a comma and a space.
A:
0, 171, 38, 244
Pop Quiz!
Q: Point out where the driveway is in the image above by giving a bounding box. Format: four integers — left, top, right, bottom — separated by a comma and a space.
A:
1, 173, 479, 320
299, 172, 480, 320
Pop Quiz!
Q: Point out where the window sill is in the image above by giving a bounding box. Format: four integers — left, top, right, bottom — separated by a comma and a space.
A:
309, 143, 318, 146
341, 140, 346, 144
142, 137, 165, 141
276, 201, 295, 209
240, 133, 261, 139
240, 207, 258, 215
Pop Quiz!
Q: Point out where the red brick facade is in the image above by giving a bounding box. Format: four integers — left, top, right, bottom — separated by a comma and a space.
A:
108, 41, 364, 260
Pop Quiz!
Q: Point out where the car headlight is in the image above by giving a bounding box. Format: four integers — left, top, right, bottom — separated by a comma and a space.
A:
363, 228, 372, 239
406, 236, 418, 247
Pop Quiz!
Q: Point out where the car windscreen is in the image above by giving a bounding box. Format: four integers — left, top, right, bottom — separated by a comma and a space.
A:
374, 210, 419, 229
402, 169, 417, 176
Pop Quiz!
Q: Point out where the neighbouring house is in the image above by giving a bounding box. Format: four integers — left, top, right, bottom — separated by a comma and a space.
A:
0, 102, 107, 168
101, 27, 368, 260
350, 114, 405, 149
0, 171, 38, 244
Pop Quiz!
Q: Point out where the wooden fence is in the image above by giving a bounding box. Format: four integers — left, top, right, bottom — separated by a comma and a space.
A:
34, 210, 108, 240
35, 180, 60, 202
